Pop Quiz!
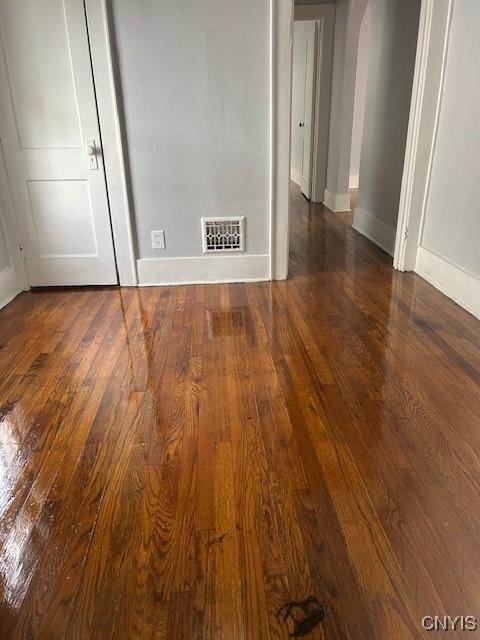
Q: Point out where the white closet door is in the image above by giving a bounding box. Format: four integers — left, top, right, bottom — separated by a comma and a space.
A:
0, 0, 118, 286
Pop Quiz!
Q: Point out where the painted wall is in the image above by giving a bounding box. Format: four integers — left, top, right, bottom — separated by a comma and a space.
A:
349, 5, 370, 187
110, 0, 270, 261
357, 0, 420, 231
421, 0, 480, 278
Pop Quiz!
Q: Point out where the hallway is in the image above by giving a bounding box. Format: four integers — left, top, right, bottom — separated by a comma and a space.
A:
0, 184, 479, 638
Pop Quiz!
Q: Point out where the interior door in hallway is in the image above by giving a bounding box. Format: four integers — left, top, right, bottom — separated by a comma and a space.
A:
0, 0, 118, 286
291, 20, 316, 200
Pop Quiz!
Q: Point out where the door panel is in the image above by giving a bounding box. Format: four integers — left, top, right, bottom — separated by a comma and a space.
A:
0, 0, 82, 150
300, 21, 316, 199
291, 23, 307, 186
0, 0, 118, 286
291, 21, 317, 200
27, 180, 97, 256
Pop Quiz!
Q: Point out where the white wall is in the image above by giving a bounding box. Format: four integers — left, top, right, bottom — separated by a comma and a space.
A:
415, 0, 480, 318
110, 0, 270, 279
349, 5, 370, 188
421, 0, 479, 277
354, 0, 420, 253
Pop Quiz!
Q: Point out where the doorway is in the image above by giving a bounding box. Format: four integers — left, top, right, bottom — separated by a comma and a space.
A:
290, 0, 421, 264
273, 0, 449, 281
0, 0, 118, 287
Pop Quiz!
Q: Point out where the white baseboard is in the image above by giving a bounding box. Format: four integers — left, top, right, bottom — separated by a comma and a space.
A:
137, 254, 270, 286
323, 189, 351, 212
352, 207, 396, 256
349, 174, 359, 189
291, 171, 302, 187
0, 266, 20, 310
415, 246, 480, 320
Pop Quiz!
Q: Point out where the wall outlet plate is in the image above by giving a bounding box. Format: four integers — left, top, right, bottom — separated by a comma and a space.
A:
151, 230, 166, 250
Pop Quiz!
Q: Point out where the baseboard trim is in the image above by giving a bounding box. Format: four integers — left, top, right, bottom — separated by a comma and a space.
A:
0, 266, 20, 310
137, 254, 270, 286
291, 171, 302, 187
323, 189, 351, 212
349, 174, 359, 190
415, 246, 480, 320
352, 207, 396, 256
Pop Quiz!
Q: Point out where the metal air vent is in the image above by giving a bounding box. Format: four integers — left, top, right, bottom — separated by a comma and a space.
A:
202, 217, 245, 253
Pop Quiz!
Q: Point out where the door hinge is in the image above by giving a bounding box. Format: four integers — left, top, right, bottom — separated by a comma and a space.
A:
404, 226, 408, 242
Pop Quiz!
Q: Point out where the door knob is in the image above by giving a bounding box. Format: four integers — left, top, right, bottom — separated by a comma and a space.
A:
85, 139, 99, 170
299, 122, 305, 128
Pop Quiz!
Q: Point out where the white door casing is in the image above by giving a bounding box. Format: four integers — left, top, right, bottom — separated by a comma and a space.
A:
0, 0, 118, 286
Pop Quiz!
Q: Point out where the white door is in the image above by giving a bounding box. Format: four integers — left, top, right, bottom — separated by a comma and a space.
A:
0, 0, 118, 286
291, 21, 317, 200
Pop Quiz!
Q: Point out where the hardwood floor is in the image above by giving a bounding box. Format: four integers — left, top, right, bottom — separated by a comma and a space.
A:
1, 184, 479, 638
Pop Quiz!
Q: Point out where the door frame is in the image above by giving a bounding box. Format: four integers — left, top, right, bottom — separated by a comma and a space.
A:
271, 0, 454, 280
270, 2, 333, 280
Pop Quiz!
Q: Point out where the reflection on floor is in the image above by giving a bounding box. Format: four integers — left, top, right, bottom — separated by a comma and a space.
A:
0, 182, 479, 639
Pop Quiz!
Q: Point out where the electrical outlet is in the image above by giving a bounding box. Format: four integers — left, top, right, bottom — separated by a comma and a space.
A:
151, 230, 166, 250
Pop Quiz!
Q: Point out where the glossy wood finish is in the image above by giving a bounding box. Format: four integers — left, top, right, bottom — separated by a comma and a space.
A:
1, 184, 479, 638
